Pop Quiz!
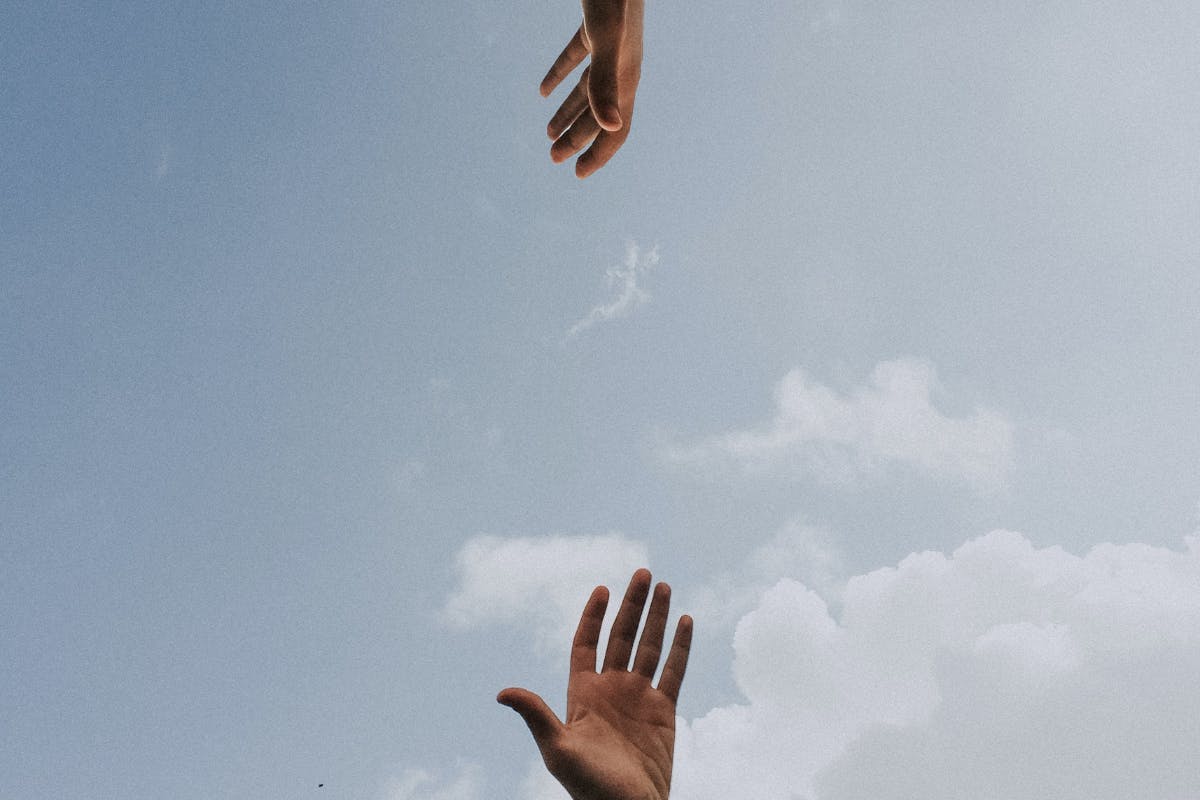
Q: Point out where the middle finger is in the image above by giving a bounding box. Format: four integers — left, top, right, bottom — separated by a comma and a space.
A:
548, 71, 591, 140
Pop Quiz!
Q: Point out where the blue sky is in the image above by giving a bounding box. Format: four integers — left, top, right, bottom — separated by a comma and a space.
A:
3, 2, 1200, 799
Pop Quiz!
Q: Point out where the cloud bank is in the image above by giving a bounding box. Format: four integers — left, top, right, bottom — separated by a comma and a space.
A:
441, 533, 649, 657
673, 530, 1200, 800
664, 358, 1013, 491
444, 527, 1200, 796
566, 241, 659, 338
436, 528, 1200, 799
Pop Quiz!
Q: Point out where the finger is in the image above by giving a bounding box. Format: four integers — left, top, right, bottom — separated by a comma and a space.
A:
656, 614, 693, 705
550, 113, 601, 164
570, 585, 609, 674
548, 70, 591, 140
602, 567, 651, 671
575, 96, 633, 178
582, 0, 626, 129
540, 26, 588, 97
573, 121, 628, 179
497, 688, 566, 749
631, 581, 671, 679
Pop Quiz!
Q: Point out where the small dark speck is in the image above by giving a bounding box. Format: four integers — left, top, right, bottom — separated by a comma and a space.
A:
318, 784, 323, 788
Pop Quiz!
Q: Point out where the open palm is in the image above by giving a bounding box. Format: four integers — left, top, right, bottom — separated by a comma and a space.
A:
498, 569, 693, 800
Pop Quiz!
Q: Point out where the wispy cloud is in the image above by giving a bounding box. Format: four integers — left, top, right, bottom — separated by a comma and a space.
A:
566, 241, 659, 339
155, 140, 170, 180
662, 358, 1014, 492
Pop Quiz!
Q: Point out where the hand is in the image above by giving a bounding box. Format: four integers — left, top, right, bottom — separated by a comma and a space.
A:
498, 568, 693, 800
540, 0, 646, 178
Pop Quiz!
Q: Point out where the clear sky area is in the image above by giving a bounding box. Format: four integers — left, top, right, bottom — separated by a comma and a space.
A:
3, 2, 1200, 799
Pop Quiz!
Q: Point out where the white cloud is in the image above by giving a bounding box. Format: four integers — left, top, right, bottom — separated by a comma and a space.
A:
663, 358, 1013, 491
383, 762, 481, 800
441, 533, 650, 657
686, 519, 843, 636
430, 526, 1200, 800
672, 530, 1200, 800
566, 241, 659, 338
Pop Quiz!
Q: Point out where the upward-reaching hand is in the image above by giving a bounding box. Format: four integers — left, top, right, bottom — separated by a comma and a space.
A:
540, 0, 646, 178
497, 568, 693, 800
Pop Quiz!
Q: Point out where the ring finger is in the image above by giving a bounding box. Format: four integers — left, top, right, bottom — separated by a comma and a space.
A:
550, 112, 601, 164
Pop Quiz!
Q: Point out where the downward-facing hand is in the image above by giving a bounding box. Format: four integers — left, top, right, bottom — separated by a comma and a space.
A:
540, 0, 646, 178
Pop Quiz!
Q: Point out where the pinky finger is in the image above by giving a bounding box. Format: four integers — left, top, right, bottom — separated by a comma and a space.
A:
656, 614, 693, 705
551, 114, 601, 164
574, 121, 629, 179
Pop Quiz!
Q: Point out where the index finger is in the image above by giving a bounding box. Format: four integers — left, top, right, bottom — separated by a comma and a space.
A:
541, 26, 588, 97
570, 584, 610, 674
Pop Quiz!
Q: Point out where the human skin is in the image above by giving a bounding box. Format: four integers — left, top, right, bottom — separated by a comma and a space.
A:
497, 568, 693, 800
541, 0, 646, 178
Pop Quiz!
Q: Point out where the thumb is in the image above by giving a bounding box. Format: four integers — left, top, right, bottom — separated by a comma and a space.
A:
582, 0, 625, 130
496, 688, 565, 748
587, 50, 622, 131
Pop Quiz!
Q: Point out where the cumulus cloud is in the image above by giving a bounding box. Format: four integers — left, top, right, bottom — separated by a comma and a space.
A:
441, 533, 650, 657
686, 520, 844, 636
663, 358, 1013, 491
672, 530, 1200, 800
383, 762, 481, 800
431, 527, 1200, 800
566, 241, 659, 338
